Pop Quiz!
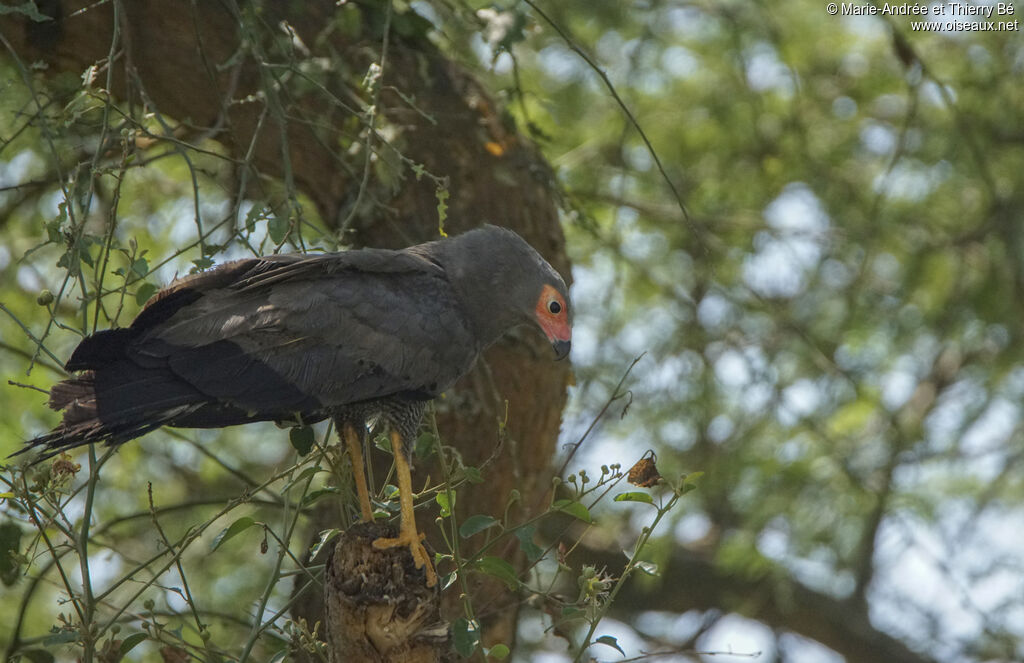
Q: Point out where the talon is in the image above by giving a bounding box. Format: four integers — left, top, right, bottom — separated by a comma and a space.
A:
373, 532, 437, 586
373, 531, 425, 547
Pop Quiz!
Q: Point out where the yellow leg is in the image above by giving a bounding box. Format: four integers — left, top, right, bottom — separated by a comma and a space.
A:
373, 431, 437, 587
343, 425, 374, 523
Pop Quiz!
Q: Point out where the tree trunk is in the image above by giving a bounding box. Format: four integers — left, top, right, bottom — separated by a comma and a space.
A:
2, 0, 570, 653
324, 523, 448, 663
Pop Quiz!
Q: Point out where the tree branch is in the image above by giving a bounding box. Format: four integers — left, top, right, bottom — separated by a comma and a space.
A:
571, 539, 937, 663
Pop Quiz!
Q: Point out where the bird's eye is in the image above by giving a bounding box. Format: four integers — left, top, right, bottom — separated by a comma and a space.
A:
548, 300, 562, 315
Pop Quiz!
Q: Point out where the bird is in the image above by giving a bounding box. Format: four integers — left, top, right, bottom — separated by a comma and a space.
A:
16, 225, 572, 586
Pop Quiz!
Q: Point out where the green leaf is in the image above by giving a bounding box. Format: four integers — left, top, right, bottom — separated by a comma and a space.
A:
487, 643, 511, 660
211, 516, 256, 551
452, 617, 480, 658
45, 218, 62, 243
18, 650, 54, 663
435, 186, 450, 234
0, 521, 24, 586
119, 632, 148, 656
614, 491, 654, 505
56, 248, 79, 274
289, 426, 315, 456
440, 570, 458, 591
374, 433, 393, 453
595, 635, 625, 656
43, 628, 78, 646
282, 465, 322, 493
310, 528, 341, 559
677, 471, 703, 496
514, 525, 544, 562
561, 606, 585, 620
414, 431, 437, 460
476, 556, 518, 589
130, 258, 149, 277
459, 515, 499, 539
268, 215, 289, 244
391, 5, 434, 38
553, 499, 593, 523
135, 282, 158, 306
462, 465, 483, 484
78, 243, 94, 267
301, 486, 339, 507
245, 205, 265, 233
436, 491, 455, 518
192, 257, 214, 270
0, 3, 53, 22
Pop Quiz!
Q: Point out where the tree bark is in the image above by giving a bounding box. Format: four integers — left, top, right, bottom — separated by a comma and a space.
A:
2, 0, 570, 654
324, 523, 448, 663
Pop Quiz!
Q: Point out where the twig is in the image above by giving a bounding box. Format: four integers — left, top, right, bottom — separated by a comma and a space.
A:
520, 0, 703, 249
555, 353, 646, 480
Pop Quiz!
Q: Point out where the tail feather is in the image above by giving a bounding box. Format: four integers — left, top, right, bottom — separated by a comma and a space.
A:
15, 416, 174, 461
16, 358, 292, 461
16, 361, 208, 461
48, 375, 96, 415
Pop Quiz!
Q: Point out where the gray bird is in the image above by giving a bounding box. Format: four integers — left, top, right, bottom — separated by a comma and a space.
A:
17, 225, 572, 586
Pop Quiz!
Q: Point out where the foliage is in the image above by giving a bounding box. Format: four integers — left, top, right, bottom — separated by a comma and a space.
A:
2, 0, 1023, 662
506, 1, 1024, 661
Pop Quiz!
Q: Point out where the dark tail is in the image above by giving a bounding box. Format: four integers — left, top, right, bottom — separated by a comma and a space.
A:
15, 361, 206, 461
17, 325, 315, 461
16, 360, 289, 461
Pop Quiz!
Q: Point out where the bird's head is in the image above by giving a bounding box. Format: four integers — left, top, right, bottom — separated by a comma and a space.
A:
434, 226, 572, 360
484, 227, 572, 360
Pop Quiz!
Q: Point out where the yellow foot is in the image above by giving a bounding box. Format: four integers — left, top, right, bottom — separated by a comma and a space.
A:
374, 530, 437, 587
376, 430, 438, 587
342, 424, 375, 523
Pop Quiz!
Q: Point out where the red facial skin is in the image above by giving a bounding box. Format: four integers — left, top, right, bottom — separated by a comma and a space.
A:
534, 283, 571, 343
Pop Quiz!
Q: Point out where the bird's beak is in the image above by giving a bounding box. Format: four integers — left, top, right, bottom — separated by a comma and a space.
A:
552, 339, 571, 361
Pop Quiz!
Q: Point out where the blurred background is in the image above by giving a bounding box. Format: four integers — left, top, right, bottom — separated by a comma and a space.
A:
1, 1, 1023, 662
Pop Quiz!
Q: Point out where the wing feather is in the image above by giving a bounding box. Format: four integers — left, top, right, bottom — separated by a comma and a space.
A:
127, 252, 475, 415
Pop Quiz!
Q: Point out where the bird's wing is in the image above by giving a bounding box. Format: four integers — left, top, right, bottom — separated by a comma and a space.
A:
130, 249, 440, 329
128, 252, 476, 414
